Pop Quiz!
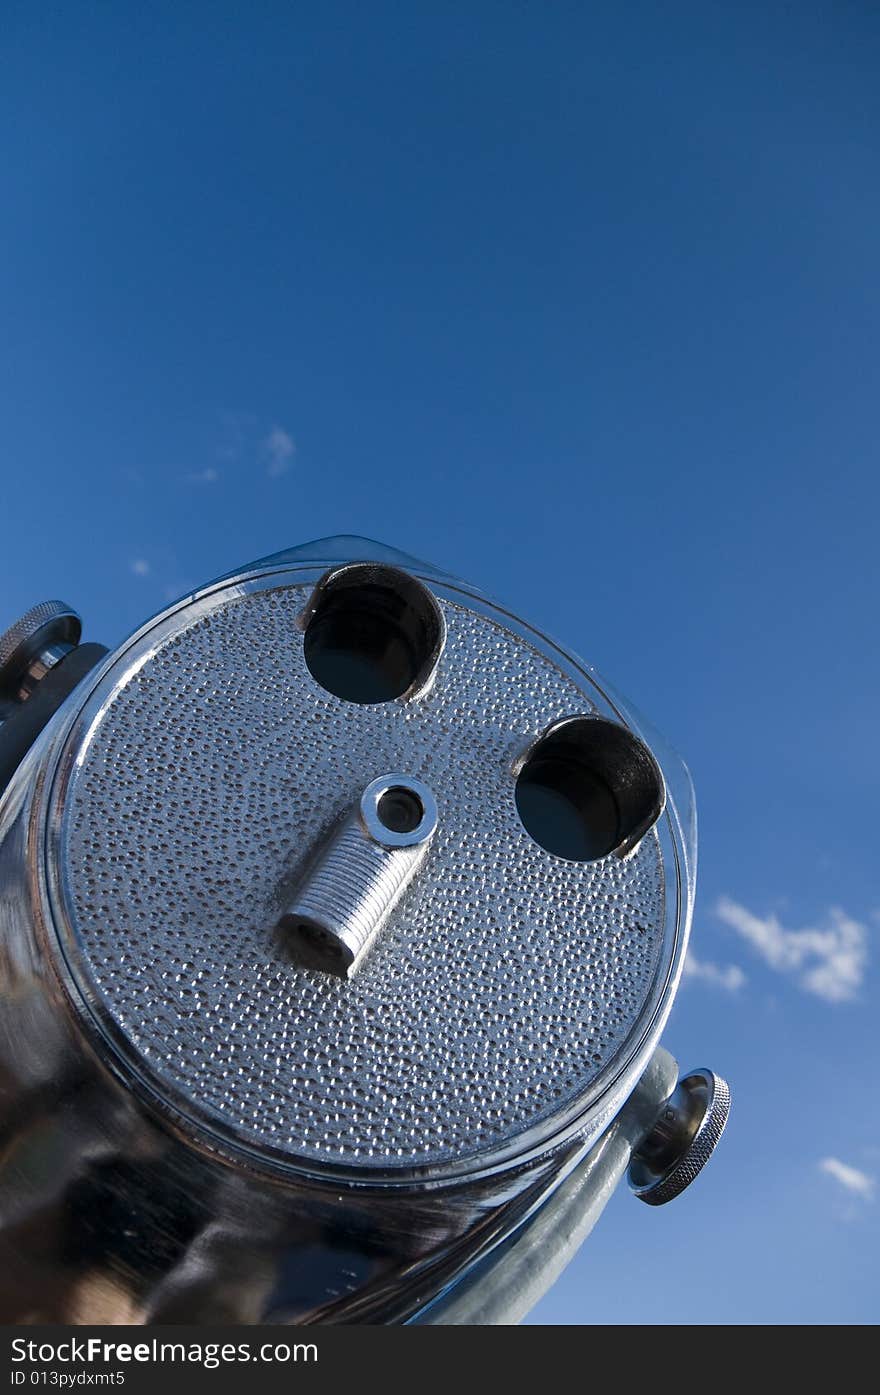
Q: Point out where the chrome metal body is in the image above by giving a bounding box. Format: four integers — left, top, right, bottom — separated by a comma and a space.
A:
0, 537, 722, 1324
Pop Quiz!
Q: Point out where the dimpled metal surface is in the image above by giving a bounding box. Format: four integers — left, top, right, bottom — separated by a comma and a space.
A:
55, 581, 666, 1171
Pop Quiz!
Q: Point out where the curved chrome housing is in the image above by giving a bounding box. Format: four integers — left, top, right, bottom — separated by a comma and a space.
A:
0, 537, 699, 1323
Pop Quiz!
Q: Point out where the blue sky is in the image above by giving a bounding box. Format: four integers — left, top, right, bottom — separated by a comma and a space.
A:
2, 3, 878, 1323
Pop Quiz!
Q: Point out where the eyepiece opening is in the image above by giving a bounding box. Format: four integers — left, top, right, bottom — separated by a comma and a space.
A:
515, 716, 665, 861
303, 563, 445, 704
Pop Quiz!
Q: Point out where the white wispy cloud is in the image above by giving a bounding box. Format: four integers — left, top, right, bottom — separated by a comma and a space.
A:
130, 559, 150, 577
683, 954, 746, 992
184, 467, 219, 485
264, 425, 295, 477
819, 1157, 875, 1199
716, 897, 868, 1003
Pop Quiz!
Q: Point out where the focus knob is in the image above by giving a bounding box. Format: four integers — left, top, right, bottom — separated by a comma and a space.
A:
628, 1068, 730, 1205
0, 601, 82, 703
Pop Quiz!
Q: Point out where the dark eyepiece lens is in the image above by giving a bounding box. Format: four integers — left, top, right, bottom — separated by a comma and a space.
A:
303, 565, 444, 705
515, 756, 621, 861
515, 718, 664, 862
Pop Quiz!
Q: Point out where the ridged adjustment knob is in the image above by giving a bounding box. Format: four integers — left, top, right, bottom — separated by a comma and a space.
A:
0, 601, 82, 699
628, 1068, 730, 1205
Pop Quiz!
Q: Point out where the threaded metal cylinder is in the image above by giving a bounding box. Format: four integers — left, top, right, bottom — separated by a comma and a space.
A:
278, 774, 438, 977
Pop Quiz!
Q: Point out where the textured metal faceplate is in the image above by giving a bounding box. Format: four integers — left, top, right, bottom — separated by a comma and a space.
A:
52, 579, 667, 1173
